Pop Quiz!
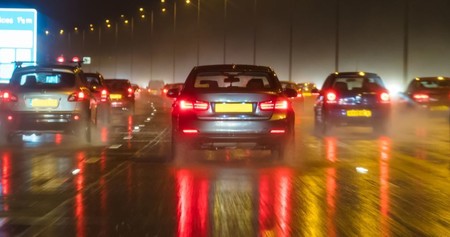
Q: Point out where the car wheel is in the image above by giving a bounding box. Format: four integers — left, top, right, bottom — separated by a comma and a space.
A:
171, 132, 190, 164
272, 127, 295, 161
75, 120, 91, 144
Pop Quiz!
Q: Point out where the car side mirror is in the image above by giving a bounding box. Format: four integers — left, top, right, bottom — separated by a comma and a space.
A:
167, 88, 180, 98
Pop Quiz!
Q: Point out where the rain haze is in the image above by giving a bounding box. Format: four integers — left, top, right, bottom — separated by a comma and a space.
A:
2, 0, 450, 90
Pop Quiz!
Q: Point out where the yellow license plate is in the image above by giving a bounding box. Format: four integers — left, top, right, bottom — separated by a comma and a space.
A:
31, 99, 58, 108
346, 109, 372, 117
215, 103, 253, 113
110, 94, 122, 99
430, 105, 449, 111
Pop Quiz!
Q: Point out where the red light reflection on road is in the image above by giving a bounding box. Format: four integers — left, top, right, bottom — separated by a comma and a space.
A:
101, 126, 108, 143
75, 152, 86, 237
1, 152, 11, 211
176, 169, 209, 237
325, 137, 337, 162
176, 168, 293, 236
274, 169, 292, 237
325, 136, 337, 237
259, 169, 293, 236
127, 115, 133, 148
326, 168, 336, 237
379, 136, 391, 236
54, 133, 62, 144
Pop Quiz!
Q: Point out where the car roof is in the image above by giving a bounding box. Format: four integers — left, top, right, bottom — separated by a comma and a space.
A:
13, 64, 81, 75
413, 76, 450, 81
192, 64, 275, 73
330, 72, 380, 78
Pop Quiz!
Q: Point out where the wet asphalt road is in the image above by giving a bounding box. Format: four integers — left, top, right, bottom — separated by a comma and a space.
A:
0, 94, 449, 237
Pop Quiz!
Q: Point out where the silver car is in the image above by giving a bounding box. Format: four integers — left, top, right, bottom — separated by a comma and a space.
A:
168, 64, 297, 161
0, 63, 97, 144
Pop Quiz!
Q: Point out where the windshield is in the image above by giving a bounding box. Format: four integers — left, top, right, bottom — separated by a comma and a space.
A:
11, 72, 76, 88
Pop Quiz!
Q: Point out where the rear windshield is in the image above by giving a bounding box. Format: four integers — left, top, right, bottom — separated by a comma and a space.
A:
191, 71, 276, 90
11, 72, 76, 88
417, 79, 450, 89
104, 80, 130, 89
332, 77, 384, 91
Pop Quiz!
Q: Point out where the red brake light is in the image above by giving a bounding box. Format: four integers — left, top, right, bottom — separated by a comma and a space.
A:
1, 91, 17, 102
259, 101, 275, 111
325, 91, 337, 103
275, 100, 289, 110
179, 99, 209, 111
380, 92, 390, 103
68, 91, 86, 101
259, 100, 289, 111
413, 93, 429, 102
101, 89, 108, 101
182, 129, 199, 134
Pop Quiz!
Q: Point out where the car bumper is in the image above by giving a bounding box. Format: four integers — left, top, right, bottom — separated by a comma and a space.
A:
173, 116, 293, 149
320, 105, 390, 126
1, 111, 86, 134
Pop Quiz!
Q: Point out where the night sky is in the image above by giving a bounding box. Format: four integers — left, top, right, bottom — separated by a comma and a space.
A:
2, 0, 450, 90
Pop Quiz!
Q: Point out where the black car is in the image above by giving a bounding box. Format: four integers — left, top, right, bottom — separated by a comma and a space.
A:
314, 72, 391, 134
167, 64, 297, 161
85, 72, 111, 123
400, 76, 450, 114
104, 79, 135, 114
0, 63, 97, 144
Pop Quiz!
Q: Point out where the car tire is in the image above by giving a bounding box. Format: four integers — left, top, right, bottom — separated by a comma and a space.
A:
75, 119, 91, 144
171, 132, 190, 164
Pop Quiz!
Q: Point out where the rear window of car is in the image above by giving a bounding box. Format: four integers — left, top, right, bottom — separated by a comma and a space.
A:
104, 80, 131, 89
332, 77, 384, 91
417, 79, 450, 89
11, 72, 76, 88
191, 71, 276, 90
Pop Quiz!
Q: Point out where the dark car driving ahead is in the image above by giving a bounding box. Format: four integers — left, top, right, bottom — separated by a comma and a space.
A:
104, 79, 135, 114
168, 64, 297, 161
85, 72, 111, 123
400, 76, 450, 114
314, 72, 391, 135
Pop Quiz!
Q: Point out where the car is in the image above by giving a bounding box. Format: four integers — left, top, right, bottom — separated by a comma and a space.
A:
147, 80, 165, 96
0, 63, 97, 144
314, 72, 391, 135
399, 76, 450, 114
84, 72, 111, 123
167, 64, 298, 161
104, 79, 135, 114
298, 82, 319, 97
162, 83, 184, 96
280, 81, 304, 101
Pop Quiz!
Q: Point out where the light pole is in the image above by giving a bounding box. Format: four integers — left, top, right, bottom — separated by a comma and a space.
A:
335, 0, 340, 72
253, 0, 257, 65
223, 0, 227, 64
403, 0, 409, 87
196, 0, 200, 65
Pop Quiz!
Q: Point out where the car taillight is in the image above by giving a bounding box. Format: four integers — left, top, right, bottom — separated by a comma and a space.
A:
325, 91, 337, 103
179, 99, 209, 111
259, 99, 289, 111
68, 91, 86, 102
1, 91, 18, 102
163, 88, 169, 94
379, 92, 390, 103
413, 93, 429, 102
101, 89, 108, 101
127, 87, 133, 97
